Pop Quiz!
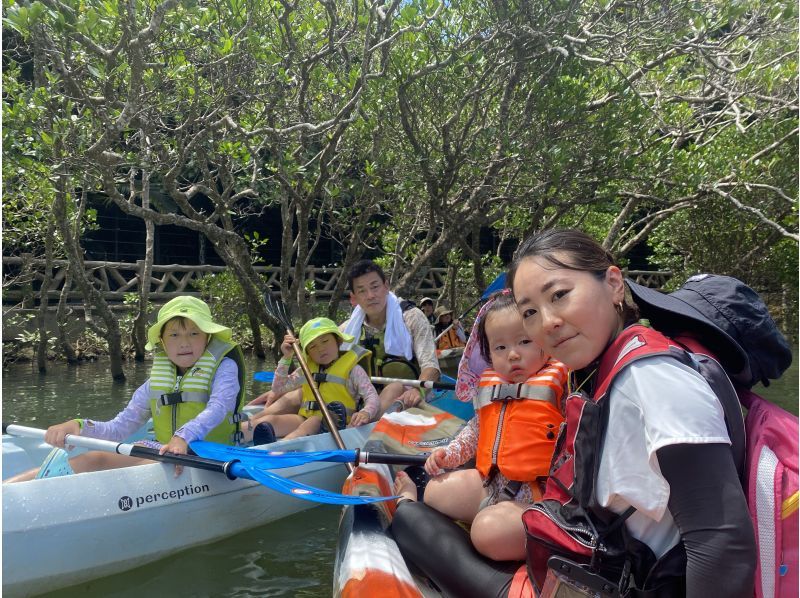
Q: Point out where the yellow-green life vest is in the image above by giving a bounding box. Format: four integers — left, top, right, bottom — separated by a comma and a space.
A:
149, 337, 246, 445
358, 325, 419, 381
299, 345, 371, 422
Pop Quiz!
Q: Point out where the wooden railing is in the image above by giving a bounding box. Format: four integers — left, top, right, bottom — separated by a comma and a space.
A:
1, 257, 456, 304
1, 256, 672, 305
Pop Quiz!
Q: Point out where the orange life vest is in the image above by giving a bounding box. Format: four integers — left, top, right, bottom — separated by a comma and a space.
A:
436, 327, 466, 351
474, 361, 568, 481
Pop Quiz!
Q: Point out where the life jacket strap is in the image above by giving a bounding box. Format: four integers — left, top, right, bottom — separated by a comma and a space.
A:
498, 480, 523, 502
159, 391, 183, 406
229, 412, 249, 424
313, 372, 348, 386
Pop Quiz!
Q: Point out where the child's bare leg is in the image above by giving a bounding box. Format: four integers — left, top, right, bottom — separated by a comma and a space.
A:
422, 468, 487, 522
470, 500, 527, 561
5, 451, 151, 483
260, 388, 302, 415
393, 470, 418, 502
260, 414, 307, 439
282, 416, 322, 440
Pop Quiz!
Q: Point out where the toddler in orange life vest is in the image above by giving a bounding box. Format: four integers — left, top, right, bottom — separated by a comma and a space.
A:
394, 290, 568, 562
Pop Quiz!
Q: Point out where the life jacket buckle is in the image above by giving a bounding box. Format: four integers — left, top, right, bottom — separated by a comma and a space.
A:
159, 391, 183, 407
498, 480, 523, 502
231, 431, 245, 446
302, 400, 319, 412
230, 412, 249, 424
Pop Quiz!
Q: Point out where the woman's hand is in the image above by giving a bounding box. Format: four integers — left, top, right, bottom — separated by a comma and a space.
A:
281, 334, 297, 359
44, 420, 82, 448
348, 410, 371, 427
424, 448, 448, 477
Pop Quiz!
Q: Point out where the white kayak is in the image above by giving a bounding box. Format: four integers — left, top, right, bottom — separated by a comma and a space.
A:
2, 422, 374, 598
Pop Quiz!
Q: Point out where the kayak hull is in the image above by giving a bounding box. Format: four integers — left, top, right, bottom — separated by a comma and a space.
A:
334, 402, 472, 597
2, 424, 373, 597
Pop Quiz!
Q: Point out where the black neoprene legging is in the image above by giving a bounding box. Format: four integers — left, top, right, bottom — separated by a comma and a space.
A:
391, 500, 521, 597
390, 443, 756, 598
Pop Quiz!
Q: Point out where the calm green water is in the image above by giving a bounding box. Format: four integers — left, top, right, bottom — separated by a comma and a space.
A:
3, 355, 340, 598
3, 348, 798, 596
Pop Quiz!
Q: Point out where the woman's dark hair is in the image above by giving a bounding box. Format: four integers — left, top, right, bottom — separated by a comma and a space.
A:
508, 229, 639, 325
347, 259, 387, 291
477, 291, 518, 363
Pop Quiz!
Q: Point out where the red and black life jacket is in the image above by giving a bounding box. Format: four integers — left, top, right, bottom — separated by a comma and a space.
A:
522, 323, 746, 597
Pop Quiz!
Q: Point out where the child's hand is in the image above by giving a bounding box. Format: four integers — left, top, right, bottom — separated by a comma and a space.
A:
247, 389, 275, 407
424, 448, 448, 477
160, 436, 189, 455
248, 390, 278, 408
280, 334, 297, 359
348, 410, 371, 427
44, 420, 82, 448
160, 436, 189, 477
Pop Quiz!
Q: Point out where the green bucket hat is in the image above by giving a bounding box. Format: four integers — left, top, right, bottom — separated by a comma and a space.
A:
298, 317, 353, 360
146, 296, 232, 351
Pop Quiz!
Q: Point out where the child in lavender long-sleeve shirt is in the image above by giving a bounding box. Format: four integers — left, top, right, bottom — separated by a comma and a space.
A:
6, 296, 243, 483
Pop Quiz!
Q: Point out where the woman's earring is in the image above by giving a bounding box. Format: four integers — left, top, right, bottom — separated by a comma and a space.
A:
615, 302, 624, 315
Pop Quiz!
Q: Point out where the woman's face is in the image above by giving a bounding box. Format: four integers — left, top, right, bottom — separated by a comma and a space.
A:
512, 255, 624, 370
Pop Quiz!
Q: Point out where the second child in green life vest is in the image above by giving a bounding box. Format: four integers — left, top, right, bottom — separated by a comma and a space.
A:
244, 318, 380, 443
5, 296, 246, 483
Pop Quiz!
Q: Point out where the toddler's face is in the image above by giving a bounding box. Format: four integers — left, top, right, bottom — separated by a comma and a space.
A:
306, 333, 340, 367
161, 318, 209, 374
485, 308, 546, 383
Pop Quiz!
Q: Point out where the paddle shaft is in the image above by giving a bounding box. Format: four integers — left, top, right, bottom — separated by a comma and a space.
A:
3, 424, 242, 479
288, 341, 354, 473
356, 449, 428, 466
254, 371, 454, 390
370, 377, 455, 390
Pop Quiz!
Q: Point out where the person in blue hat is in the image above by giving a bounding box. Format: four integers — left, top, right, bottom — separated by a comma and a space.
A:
7, 296, 246, 482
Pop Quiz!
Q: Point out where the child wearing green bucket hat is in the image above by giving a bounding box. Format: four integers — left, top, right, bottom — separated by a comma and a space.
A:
244, 317, 379, 444
6, 296, 246, 482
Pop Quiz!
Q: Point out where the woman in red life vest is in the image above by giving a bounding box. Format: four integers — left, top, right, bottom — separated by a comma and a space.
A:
510, 229, 755, 597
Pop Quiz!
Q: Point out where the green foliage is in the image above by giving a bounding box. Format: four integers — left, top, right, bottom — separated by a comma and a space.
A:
191, 271, 274, 350
2, 0, 796, 354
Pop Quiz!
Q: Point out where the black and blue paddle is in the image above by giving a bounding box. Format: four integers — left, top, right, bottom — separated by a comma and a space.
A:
3, 424, 426, 504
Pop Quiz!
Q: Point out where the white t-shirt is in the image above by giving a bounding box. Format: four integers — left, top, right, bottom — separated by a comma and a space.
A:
596, 354, 731, 558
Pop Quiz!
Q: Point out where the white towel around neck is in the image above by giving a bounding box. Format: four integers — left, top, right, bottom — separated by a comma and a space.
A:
342, 292, 414, 361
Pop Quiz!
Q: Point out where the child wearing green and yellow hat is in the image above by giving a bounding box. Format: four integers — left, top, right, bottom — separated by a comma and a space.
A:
244, 317, 379, 444
6, 296, 246, 482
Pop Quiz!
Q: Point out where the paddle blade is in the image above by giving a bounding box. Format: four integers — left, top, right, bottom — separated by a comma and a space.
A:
253, 371, 275, 383
238, 463, 399, 505
440, 373, 457, 385
480, 272, 507, 300
191, 441, 358, 469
